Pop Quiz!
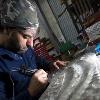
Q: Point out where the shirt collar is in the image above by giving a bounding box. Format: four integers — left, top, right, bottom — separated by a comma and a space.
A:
0, 48, 22, 60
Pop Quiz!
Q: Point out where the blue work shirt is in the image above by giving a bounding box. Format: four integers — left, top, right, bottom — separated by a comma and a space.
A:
0, 47, 51, 100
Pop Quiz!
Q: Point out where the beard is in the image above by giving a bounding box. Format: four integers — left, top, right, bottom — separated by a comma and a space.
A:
5, 34, 28, 53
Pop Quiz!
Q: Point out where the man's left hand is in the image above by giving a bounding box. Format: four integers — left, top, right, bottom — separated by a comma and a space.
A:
53, 60, 69, 69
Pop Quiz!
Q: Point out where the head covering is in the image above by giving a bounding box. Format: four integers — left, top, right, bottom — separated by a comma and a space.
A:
0, 0, 39, 29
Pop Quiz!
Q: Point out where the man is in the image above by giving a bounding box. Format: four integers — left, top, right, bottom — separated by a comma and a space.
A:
0, 0, 67, 100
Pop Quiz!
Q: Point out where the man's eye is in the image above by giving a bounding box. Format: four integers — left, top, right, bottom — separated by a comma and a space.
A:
23, 35, 30, 39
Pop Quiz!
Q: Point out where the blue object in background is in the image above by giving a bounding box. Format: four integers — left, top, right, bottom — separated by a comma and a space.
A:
95, 43, 100, 55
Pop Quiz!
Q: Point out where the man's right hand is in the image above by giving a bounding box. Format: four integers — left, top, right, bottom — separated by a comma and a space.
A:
27, 69, 48, 96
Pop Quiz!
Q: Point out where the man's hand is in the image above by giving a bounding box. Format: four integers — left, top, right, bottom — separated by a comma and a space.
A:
27, 69, 48, 96
53, 60, 69, 69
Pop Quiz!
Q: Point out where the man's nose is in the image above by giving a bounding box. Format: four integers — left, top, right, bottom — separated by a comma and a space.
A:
26, 39, 33, 47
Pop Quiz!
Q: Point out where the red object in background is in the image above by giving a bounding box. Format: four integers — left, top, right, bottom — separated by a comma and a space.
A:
33, 37, 54, 62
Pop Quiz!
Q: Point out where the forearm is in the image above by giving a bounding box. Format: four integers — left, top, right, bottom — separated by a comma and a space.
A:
35, 55, 52, 71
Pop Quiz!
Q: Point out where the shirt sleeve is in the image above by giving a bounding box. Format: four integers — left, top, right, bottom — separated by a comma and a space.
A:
35, 53, 52, 71
28, 47, 52, 71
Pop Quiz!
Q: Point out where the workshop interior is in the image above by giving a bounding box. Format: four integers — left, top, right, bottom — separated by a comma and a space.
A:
34, 0, 100, 61
33, 0, 100, 99
1, 0, 100, 99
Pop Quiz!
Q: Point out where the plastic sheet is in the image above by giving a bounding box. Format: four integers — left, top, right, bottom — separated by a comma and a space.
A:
40, 53, 100, 100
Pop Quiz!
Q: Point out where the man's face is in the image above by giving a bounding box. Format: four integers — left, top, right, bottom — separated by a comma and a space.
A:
6, 28, 38, 52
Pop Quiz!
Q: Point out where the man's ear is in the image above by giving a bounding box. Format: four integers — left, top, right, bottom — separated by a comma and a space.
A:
7, 29, 17, 38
